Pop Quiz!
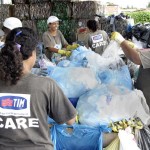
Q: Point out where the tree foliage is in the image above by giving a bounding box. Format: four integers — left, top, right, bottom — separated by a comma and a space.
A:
127, 12, 150, 24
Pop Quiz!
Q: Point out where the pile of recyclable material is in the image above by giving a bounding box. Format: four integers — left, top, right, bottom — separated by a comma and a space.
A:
132, 23, 150, 48
22, 20, 37, 33
30, 2, 51, 20
47, 66, 100, 98
44, 41, 150, 149
45, 42, 150, 127
72, 1, 100, 19
28, 0, 49, 3
98, 13, 128, 37
0, 4, 11, 28
13, 4, 30, 20
76, 84, 149, 126
51, 0, 71, 1
12, 0, 26, 3
11, 1, 104, 42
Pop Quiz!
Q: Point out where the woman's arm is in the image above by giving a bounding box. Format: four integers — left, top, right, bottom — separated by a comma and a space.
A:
66, 116, 76, 125
47, 46, 59, 53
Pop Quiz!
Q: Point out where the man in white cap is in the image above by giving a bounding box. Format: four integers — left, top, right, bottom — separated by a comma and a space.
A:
2, 17, 22, 36
42, 16, 71, 61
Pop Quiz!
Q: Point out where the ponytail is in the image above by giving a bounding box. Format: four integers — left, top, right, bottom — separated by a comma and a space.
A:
0, 27, 38, 85
0, 41, 23, 85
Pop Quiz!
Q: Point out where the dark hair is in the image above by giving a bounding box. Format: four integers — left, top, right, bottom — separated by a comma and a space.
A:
87, 20, 98, 32
0, 27, 38, 85
2, 26, 11, 35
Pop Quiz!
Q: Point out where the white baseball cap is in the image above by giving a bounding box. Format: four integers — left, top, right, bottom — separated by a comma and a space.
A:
3, 17, 22, 30
47, 16, 59, 24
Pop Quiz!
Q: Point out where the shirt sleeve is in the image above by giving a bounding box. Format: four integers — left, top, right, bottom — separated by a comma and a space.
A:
139, 49, 150, 69
48, 79, 77, 124
101, 30, 110, 43
83, 33, 90, 48
42, 32, 54, 48
58, 30, 68, 47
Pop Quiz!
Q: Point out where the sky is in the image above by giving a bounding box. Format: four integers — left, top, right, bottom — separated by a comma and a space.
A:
101, 0, 150, 8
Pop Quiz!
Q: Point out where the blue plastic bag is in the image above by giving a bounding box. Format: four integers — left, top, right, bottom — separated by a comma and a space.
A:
76, 84, 150, 126
50, 124, 110, 150
57, 59, 86, 67
98, 65, 133, 90
47, 67, 100, 98
68, 98, 79, 108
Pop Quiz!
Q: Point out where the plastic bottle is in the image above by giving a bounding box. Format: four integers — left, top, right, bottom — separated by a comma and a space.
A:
38, 55, 47, 69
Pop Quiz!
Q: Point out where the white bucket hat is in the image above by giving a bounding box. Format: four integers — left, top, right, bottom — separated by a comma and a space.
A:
47, 16, 59, 24
3, 17, 22, 30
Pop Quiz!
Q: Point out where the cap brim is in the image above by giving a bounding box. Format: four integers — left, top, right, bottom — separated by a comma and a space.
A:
48, 19, 62, 24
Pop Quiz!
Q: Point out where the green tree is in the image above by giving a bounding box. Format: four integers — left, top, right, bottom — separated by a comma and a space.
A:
127, 12, 150, 24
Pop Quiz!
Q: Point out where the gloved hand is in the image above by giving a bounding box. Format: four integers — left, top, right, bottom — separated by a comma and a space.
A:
66, 44, 79, 51
58, 49, 71, 57
111, 32, 125, 44
75, 115, 79, 123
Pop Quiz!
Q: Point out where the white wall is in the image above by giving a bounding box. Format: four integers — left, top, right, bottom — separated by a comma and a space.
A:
2, 0, 12, 4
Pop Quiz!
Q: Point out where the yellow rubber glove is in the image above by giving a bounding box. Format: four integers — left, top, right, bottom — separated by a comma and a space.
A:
127, 40, 136, 49
58, 50, 71, 57
111, 32, 125, 44
66, 44, 79, 51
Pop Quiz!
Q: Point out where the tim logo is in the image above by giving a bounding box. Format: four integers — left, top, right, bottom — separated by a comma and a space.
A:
93, 34, 102, 41
0, 96, 27, 110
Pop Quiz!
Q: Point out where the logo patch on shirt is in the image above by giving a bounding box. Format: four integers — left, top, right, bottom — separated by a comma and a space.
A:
91, 34, 103, 43
0, 93, 31, 117
0, 96, 27, 109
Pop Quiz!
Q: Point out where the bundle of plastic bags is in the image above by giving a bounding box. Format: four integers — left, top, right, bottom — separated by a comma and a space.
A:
69, 42, 125, 71
98, 65, 133, 90
47, 66, 100, 98
76, 84, 150, 126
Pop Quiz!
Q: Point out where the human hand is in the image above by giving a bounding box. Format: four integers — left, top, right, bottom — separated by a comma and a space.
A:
111, 32, 125, 44
31, 68, 48, 76
39, 68, 48, 76
66, 44, 79, 51
58, 49, 71, 57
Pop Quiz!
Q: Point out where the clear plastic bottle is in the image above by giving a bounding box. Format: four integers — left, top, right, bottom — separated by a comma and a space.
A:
38, 55, 47, 69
